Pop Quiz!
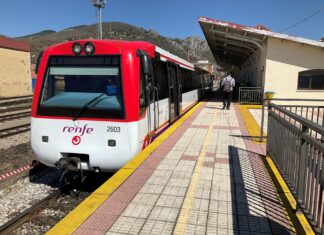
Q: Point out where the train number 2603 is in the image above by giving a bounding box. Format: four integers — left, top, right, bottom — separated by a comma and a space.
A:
107, 126, 121, 133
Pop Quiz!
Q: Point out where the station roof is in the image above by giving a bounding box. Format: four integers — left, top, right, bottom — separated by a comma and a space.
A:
0, 36, 30, 52
199, 16, 324, 68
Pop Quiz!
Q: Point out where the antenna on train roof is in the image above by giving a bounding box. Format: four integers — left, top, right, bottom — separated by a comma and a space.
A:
91, 0, 106, 39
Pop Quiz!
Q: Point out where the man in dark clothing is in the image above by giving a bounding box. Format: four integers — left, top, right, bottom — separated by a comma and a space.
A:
221, 73, 235, 109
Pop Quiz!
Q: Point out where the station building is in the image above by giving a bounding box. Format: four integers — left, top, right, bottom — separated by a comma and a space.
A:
199, 17, 324, 102
194, 60, 216, 74
0, 36, 32, 98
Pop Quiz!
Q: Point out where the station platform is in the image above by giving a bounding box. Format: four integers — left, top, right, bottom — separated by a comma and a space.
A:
48, 98, 299, 235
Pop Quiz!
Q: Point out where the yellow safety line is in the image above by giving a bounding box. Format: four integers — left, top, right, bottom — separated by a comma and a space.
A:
265, 156, 315, 235
47, 103, 202, 235
265, 156, 297, 209
296, 211, 316, 235
238, 104, 266, 143
174, 104, 218, 234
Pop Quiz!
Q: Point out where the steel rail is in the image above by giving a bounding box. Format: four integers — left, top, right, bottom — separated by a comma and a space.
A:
0, 110, 31, 122
0, 190, 61, 234
0, 95, 32, 101
0, 104, 32, 114
0, 99, 32, 107
0, 124, 30, 138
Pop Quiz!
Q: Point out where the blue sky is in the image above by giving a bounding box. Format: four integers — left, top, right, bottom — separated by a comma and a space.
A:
0, 0, 323, 40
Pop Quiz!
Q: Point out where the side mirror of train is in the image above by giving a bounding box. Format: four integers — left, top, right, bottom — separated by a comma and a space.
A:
137, 49, 153, 77
141, 54, 153, 77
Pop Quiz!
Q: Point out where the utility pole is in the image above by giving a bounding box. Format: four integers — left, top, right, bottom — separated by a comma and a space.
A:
91, 0, 106, 39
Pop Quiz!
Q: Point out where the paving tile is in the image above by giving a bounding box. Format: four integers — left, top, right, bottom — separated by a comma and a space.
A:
131, 193, 159, 206
108, 216, 145, 234
148, 206, 180, 222
156, 194, 184, 208
74, 228, 106, 235
139, 183, 165, 194
140, 220, 175, 235
162, 185, 187, 197
122, 203, 153, 218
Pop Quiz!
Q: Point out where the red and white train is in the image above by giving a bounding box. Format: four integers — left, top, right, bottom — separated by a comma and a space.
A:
31, 40, 212, 172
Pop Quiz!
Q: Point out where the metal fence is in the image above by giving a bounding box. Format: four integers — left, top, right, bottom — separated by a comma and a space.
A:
260, 99, 324, 142
238, 87, 263, 104
267, 103, 324, 234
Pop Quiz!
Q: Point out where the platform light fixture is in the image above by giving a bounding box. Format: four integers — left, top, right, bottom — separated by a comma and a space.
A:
91, 0, 106, 39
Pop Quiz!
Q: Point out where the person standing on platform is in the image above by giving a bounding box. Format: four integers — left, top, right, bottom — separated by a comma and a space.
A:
221, 72, 235, 110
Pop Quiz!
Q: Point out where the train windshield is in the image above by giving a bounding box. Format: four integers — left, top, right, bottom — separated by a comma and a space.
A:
37, 56, 125, 119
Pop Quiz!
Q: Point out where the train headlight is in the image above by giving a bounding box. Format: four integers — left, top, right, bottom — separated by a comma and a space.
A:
72, 42, 82, 55
84, 42, 95, 55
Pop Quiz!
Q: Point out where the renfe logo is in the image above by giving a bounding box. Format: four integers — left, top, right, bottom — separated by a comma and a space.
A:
72, 136, 81, 145
63, 124, 94, 136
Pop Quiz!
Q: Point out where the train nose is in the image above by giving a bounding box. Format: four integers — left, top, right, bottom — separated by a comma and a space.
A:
31, 118, 132, 172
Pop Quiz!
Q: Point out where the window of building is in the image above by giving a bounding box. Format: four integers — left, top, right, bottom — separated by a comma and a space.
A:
297, 70, 324, 90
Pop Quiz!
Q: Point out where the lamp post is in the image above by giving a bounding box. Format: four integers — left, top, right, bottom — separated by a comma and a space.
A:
91, 0, 106, 39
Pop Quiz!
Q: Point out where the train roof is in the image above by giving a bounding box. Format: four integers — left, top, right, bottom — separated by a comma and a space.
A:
45, 39, 195, 70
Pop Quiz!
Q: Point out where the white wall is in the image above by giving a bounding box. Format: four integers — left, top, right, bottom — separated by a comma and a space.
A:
264, 37, 324, 104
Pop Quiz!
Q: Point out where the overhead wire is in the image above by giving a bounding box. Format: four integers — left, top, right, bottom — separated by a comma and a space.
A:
279, 5, 324, 33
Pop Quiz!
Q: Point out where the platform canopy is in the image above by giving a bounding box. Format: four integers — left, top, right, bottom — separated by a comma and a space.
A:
199, 17, 269, 68
199, 16, 324, 69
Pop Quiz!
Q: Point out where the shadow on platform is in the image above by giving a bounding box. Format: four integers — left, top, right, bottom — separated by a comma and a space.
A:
228, 145, 296, 234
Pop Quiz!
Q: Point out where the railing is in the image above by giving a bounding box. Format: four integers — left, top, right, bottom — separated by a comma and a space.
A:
267, 103, 324, 234
260, 99, 324, 142
238, 87, 263, 104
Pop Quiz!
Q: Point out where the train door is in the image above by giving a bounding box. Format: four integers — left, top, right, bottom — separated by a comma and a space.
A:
167, 62, 181, 122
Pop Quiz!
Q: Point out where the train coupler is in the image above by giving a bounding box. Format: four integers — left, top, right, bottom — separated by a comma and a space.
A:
56, 157, 86, 184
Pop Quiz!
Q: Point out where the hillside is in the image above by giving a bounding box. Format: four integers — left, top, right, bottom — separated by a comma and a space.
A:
18, 22, 215, 63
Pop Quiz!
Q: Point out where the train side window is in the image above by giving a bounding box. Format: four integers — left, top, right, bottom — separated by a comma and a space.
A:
139, 65, 146, 116
153, 60, 168, 100
188, 70, 194, 91
181, 69, 191, 93
180, 68, 186, 93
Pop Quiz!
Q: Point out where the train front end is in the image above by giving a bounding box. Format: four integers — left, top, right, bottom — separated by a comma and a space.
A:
31, 40, 143, 172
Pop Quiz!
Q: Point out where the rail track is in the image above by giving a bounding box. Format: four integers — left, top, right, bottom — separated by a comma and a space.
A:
0, 104, 31, 113
0, 123, 30, 138
0, 189, 61, 234
0, 97, 32, 107
0, 95, 32, 101
0, 110, 31, 122
0, 171, 111, 234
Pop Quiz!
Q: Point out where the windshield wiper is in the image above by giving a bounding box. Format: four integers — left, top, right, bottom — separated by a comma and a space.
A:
72, 93, 106, 121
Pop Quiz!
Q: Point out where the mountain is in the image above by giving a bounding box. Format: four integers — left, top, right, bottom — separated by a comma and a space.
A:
17, 22, 215, 64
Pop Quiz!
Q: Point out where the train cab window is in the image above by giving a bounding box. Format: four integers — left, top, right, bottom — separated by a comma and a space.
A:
38, 56, 125, 119
297, 69, 324, 90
